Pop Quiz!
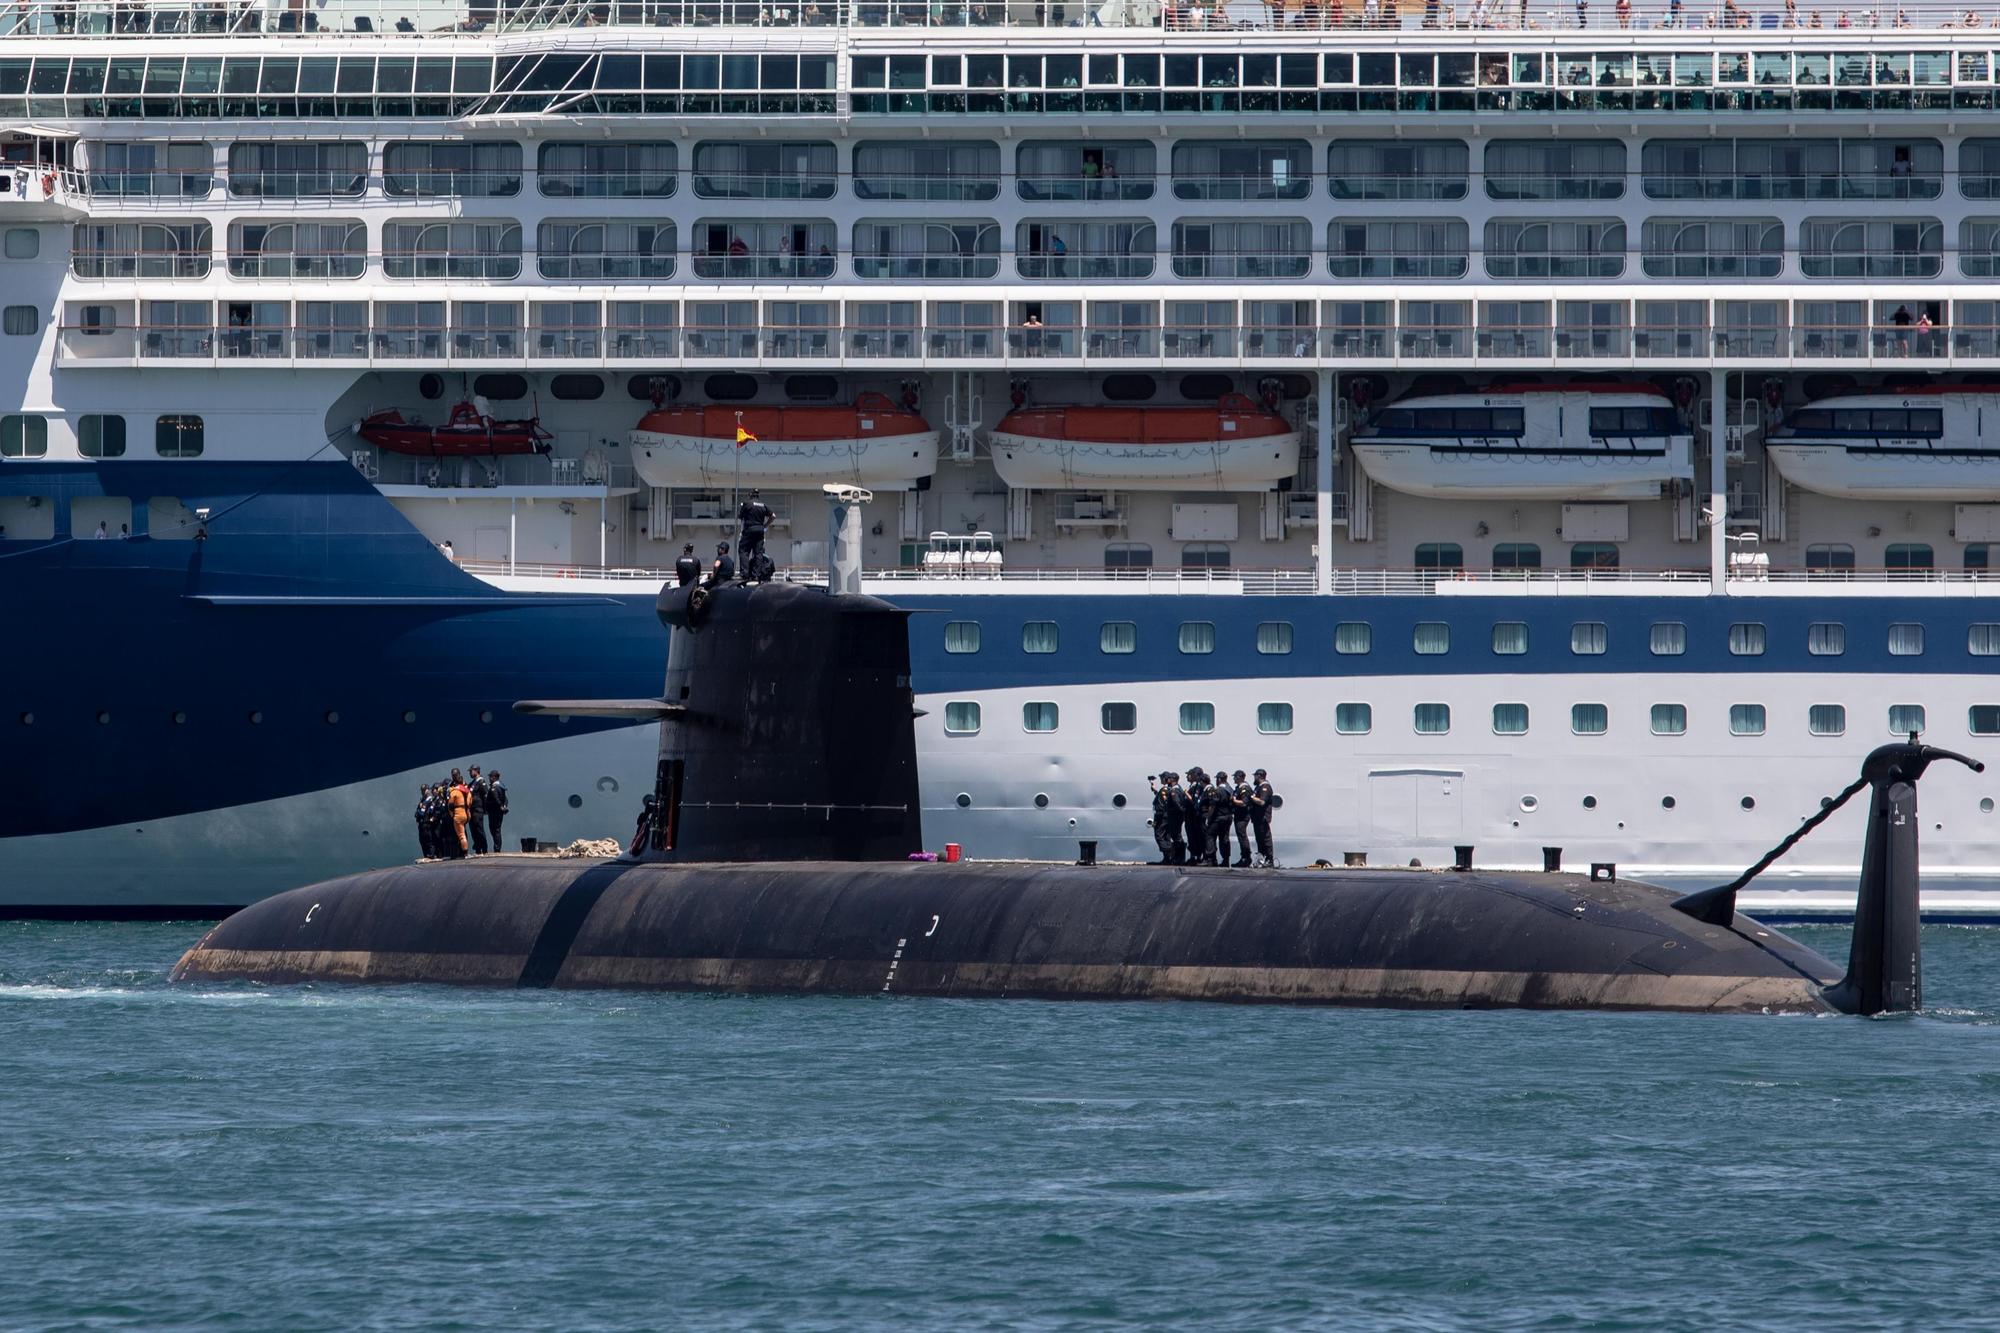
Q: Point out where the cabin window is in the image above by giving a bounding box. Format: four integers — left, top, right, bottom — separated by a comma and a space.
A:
1492, 703, 1529, 735
1413, 622, 1450, 655
383, 219, 523, 280
943, 621, 981, 654
1570, 543, 1620, 569
1969, 544, 1994, 571
1492, 543, 1541, 569
1181, 542, 1230, 569
1413, 703, 1451, 735
3, 306, 38, 336
1335, 622, 1372, 655
1809, 704, 1847, 737
1971, 625, 2000, 656
1888, 624, 1925, 656
79, 415, 126, 459
1971, 705, 2000, 736
1256, 622, 1293, 655
1104, 542, 1152, 569
1415, 542, 1463, 570
1651, 704, 1688, 736
943, 701, 981, 735
383, 140, 522, 198
1179, 702, 1216, 734
1806, 543, 1856, 569
1179, 622, 1215, 654
1571, 622, 1607, 655
1572, 703, 1609, 735
537, 142, 678, 199
1491, 623, 1528, 655
1650, 623, 1687, 656
155, 414, 203, 458
4, 228, 38, 260
549, 375, 603, 401
228, 141, 365, 198
1588, 406, 1679, 435
473, 374, 527, 401
1808, 623, 1846, 656
1022, 621, 1059, 654
1022, 702, 1059, 733
1336, 702, 1372, 734
0, 415, 48, 458
1728, 623, 1766, 656
1889, 704, 1926, 736
1100, 701, 1137, 732
1257, 703, 1294, 734
1730, 704, 1767, 736
1886, 544, 1934, 571
1100, 622, 1137, 654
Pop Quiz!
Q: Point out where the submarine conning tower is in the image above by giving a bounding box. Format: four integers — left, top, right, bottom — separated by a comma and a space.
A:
644, 579, 923, 863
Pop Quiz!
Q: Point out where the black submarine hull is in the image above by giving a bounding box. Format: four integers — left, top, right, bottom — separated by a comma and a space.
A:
172, 857, 1845, 1013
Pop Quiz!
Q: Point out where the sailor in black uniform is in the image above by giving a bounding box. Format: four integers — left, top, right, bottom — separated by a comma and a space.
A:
415, 785, 435, 859
737, 489, 773, 580
674, 542, 702, 587
467, 766, 490, 854
1249, 768, 1277, 868
1207, 769, 1237, 866
1229, 768, 1253, 867
708, 541, 736, 586
630, 793, 658, 857
485, 769, 507, 854
1179, 768, 1208, 865
1148, 771, 1176, 864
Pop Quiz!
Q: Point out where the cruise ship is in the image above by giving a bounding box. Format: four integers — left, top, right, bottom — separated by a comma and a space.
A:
7, 0, 2000, 916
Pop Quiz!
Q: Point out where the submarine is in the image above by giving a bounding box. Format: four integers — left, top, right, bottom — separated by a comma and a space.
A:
174, 490, 1973, 1016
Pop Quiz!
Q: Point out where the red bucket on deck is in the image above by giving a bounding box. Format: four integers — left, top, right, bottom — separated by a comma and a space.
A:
942, 843, 962, 863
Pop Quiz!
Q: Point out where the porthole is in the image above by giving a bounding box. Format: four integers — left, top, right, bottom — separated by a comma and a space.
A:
1661, 795, 1676, 810
955, 792, 972, 808
172, 711, 186, 725
324, 710, 339, 724
627, 373, 681, 402
1519, 794, 1538, 811
1820, 796, 1834, 808
248, 710, 263, 724
403, 710, 416, 724
1034, 793, 1049, 809
704, 372, 758, 401
1741, 796, 1756, 810
567, 794, 583, 809
1112, 793, 1128, 809
1179, 372, 1234, 401
1582, 795, 1598, 810
418, 373, 445, 400
480, 709, 494, 723
550, 373, 605, 401
472, 373, 527, 401
1983, 798, 1995, 814
1101, 373, 1157, 402
97, 711, 110, 725
18, 712, 30, 725
784, 374, 839, 402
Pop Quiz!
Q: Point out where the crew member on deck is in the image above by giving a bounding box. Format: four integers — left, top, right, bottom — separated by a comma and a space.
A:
709, 541, 736, 586
486, 769, 508, 853
1148, 771, 1176, 865
675, 543, 701, 587
737, 489, 773, 579
1229, 769, 1253, 868
467, 766, 490, 855
630, 793, 658, 857
1208, 768, 1236, 867
449, 768, 471, 856
415, 785, 435, 860
1181, 767, 1210, 865
1249, 768, 1277, 868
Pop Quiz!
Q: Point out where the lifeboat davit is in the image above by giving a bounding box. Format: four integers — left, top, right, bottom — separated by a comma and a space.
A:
988, 394, 1300, 492
1765, 389, 2000, 501
630, 391, 938, 490
358, 401, 552, 457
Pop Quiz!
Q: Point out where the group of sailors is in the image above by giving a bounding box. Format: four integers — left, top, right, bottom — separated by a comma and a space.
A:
415, 765, 510, 860
1149, 768, 1279, 868
675, 491, 777, 589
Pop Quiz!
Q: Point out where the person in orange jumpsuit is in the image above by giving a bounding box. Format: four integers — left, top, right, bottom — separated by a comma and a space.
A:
448, 767, 471, 856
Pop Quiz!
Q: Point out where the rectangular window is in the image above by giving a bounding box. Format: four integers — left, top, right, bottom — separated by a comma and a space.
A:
1413, 622, 1450, 655
1335, 702, 1372, 734
1651, 703, 1688, 736
1179, 702, 1216, 734
1100, 621, 1137, 654
1729, 623, 1766, 656
1492, 702, 1529, 735
1808, 622, 1846, 656
1886, 543, 1934, 570
1335, 622, 1372, 654
943, 701, 982, 735
0, 415, 48, 458
1972, 625, 2000, 657
1414, 703, 1451, 734
1256, 622, 1293, 655
1178, 621, 1215, 654
1650, 622, 1686, 656
1492, 542, 1541, 570
79, 415, 126, 459
1100, 701, 1137, 733
2, 305, 37, 336
1808, 704, 1847, 737
1257, 703, 1294, 734
4, 228, 38, 260
1492, 622, 1528, 655
1730, 703, 1767, 736
1022, 702, 1059, 732
1888, 703, 1926, 736
1971, 705, 2000, 736
1571, 622, 1607, 655
1888, 624, 1925, 656
1572, 702, 1609, 735
155, 414, 203, 458
1415, 542, 1464, 570
943, 621, 981, 653
1022, 621, 1059, 654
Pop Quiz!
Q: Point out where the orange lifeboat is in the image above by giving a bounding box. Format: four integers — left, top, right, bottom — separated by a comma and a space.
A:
988, 393, 1301, 492
358, 401, 552, 457
631, 391, 938, 490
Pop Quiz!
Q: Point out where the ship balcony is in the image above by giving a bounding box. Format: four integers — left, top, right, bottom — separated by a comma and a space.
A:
1, 153, 85, 222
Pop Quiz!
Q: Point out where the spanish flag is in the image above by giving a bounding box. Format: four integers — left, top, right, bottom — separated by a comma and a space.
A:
735, 425, 758, 447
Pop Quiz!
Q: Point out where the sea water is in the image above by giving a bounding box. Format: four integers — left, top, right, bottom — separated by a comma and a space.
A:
4, 921, 2000, 1331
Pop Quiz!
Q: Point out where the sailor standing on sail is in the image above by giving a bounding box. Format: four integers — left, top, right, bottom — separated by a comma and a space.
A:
415, 785, 435, 860
1180, 767, 1210, 866
674, 542, 701, 587
1148, 771, 1176, 865
737, 487, 773, 580
485, 769, 508, 854
467, 766, 491, 855
1249, 768, 1278, 868
1229, 769, 1253, 868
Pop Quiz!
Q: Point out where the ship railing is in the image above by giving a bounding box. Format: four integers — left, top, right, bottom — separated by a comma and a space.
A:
1014, 176, 1157, 203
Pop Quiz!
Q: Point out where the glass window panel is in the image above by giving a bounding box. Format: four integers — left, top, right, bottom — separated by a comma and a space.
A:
944, 621, 981, 653
1023, 702, 1059, 733
1729, 623, 1767, 656
1413, 703, 1451, 735
1809, 704, 1847, 737
1101, 701, 1136, 733
1256, 703, 1293, 735
1336, 702, 1372, 735
1256, 622, 1293, 655
1178, 622, 1215, 654
1022, 621, 1058, 653
1572, 703, 1609, 736
1179, 702, 1215, 734
1492, 623, 1528, 655
1650, 622, 1686, 656
1572, 623, 1608, 655
1100, 621, 1136, 654
1730, 704, 1767, 736
1888, 704, 1926, 736
1492, 703, 1529, 735
943, 701, 981, 735
1808, 622, 1846, 656
1651, 704, 1688, 736
1335, 622, 1372, 654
